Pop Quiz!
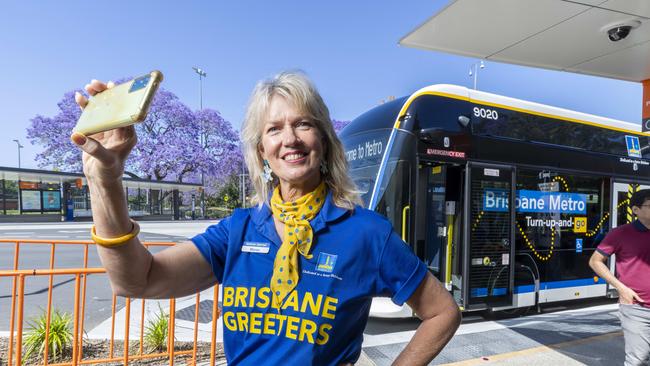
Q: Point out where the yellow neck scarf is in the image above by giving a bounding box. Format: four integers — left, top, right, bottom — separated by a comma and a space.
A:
270, 181, 327, 308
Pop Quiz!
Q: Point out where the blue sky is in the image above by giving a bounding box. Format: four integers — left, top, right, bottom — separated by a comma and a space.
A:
0, 1, 641, 170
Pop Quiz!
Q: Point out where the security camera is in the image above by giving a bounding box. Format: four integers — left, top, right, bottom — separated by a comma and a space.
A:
607, 26, 632, 41
602, 20, 641, 42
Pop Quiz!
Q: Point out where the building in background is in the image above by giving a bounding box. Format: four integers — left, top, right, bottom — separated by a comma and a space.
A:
0, 166, 201, 222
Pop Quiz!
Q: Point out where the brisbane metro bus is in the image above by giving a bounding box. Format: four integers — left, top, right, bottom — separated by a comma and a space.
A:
340, 84, 650, 317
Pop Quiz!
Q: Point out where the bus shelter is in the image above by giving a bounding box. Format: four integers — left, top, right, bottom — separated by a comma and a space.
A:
0, 166, 201, 222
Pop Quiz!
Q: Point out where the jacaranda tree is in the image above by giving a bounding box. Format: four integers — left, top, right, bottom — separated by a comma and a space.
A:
332, 119, 350, 134
27, 85, 241, 185
28, 91, 84, 172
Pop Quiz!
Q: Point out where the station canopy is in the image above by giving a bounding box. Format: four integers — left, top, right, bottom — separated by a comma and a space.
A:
400, 0, 650, 82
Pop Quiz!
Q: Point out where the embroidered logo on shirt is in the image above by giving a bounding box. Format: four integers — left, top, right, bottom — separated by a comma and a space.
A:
316, 252, 337, 273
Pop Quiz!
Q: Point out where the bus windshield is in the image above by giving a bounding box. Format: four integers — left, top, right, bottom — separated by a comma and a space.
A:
342, 129, 392, 207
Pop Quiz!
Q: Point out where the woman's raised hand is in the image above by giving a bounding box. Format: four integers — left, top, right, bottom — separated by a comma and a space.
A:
71, 79, 138, 184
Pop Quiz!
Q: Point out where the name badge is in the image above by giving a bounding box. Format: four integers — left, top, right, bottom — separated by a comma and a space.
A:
242, 241, 270, 254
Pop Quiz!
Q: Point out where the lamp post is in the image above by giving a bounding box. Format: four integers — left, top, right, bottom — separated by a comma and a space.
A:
192, 67, 207, 110
240, 161, 248, 208
469, 60, 485, 90
12, 139, 23, 169
192, 67, 207, 219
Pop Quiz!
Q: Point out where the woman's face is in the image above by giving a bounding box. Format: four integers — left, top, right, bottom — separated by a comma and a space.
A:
260, 94, 324, 196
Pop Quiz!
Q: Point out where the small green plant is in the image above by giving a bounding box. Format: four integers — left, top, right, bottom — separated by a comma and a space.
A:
23, 309, 73, 362
144, 305, 169, 352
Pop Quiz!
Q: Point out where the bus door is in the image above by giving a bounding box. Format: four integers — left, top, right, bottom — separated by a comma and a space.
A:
420, 163, 463, 292
463, 163, 516, 309
612, 182, 650, 228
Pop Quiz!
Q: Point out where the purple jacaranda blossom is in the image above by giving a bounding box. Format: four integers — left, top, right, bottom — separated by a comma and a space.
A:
28, 91, 84, 171
332, 119, 350, 134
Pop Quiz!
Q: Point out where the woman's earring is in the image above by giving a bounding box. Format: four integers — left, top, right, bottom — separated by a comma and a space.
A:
320, 160, 329, 175
262, 160, 273, 183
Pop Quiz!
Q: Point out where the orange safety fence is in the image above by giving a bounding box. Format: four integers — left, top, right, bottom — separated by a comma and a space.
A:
0, 239, 221, 366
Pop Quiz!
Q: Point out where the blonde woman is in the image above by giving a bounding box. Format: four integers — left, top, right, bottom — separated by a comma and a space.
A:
71, 72, 460, 365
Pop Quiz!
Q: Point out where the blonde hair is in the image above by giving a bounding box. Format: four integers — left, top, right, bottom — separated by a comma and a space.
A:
241, 71, 362, 210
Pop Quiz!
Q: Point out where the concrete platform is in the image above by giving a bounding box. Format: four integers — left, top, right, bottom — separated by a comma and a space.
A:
363, 303, 624, 365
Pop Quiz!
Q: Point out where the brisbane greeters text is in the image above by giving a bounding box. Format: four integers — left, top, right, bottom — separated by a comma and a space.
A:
221, 286, 338, 345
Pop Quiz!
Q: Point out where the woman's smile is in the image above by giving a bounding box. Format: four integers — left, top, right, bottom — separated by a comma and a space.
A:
282, 150, 308, 163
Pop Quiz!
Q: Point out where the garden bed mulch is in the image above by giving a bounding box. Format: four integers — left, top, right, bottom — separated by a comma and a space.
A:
0, 337, 225, 366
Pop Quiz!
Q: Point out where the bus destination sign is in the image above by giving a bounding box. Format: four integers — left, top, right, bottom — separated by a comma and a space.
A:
483, 189, 587, 214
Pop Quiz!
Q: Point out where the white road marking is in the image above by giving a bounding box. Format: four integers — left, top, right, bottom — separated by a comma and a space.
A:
363, 330, 416, 347
362, 320, 506, 347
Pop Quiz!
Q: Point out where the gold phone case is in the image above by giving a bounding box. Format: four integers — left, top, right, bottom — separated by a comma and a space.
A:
73, 70, 163, 136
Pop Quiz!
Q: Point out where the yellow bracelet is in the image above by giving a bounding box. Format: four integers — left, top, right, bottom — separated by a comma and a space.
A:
91, 219, 140, 247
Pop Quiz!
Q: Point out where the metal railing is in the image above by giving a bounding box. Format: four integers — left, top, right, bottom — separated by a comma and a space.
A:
0, 239, 221, 366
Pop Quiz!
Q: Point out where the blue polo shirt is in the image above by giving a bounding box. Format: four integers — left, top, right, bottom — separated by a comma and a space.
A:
191, 192, 428, 365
